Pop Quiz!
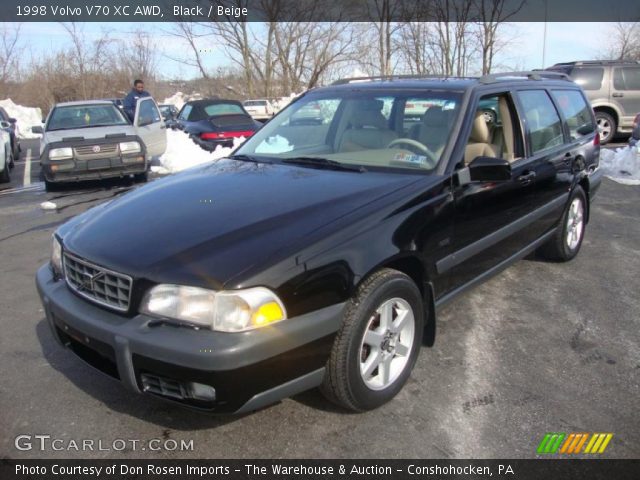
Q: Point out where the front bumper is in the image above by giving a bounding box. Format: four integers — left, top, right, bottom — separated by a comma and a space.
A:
36, 265, 343, 413
42, 156, 147, 183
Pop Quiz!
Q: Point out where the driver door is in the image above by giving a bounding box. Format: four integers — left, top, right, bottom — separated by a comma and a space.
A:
134, 97, 167, 159
442, 91, 541, 294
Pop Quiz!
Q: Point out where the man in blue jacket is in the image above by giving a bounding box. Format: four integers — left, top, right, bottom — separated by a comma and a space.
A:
123, 79, 151, 121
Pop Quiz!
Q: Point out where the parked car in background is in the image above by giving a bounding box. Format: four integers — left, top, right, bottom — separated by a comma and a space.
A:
158, 104, 179, 122
37, 71, 602, 414
0, 121, 14, 183
173, 99, 261, 150
0, 106, 21, 159
33, 99, 167, 191
243, 99, 275, 120
546, 60, 640, 144
289, 101, 324, 125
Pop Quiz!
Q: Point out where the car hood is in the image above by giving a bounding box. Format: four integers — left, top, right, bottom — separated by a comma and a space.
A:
44, 125, 136, 144
60, 159, 421, 287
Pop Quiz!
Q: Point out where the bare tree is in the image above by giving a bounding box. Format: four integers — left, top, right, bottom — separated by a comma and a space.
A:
119, 29, 158, 81
0, 23, 23, 92
165, 22, 213, 81
602, 22, 640, 61
474, 0, 525, 74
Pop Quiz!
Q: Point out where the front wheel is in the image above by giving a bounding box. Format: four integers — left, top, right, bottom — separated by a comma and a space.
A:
539, 186, 587, 261
321, 269, 423, 411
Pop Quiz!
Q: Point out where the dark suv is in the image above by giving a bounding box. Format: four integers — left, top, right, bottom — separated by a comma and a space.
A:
36, 72, 602, 413
546, 60, 640, 144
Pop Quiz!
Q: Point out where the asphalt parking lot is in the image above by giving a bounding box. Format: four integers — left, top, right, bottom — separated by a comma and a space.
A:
0, 139, 638, 459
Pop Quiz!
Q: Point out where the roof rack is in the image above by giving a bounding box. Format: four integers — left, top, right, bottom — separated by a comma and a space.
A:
331, 74, 476, 85
478, 70, 570, 84
552, 60, 640, 66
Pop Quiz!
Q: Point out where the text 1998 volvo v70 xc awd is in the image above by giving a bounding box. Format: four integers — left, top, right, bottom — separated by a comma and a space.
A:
36, 72, 603, 413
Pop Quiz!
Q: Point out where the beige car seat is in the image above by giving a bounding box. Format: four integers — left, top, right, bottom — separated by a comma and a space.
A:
338, 100, 398, 152
464, 111, 499, 164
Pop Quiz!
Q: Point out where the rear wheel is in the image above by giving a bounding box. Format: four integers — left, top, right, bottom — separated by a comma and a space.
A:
0, 163, 10, 183
595, 111, 616, 144
321, 268, 423, 411
539, 186, 587, 262
134, 171, 148, 183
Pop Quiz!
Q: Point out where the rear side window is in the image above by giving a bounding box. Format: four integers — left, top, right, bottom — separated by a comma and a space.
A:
570, 67, 604, 91
516, 90, 564, 154
613, 67, 640, 90
550, 90, 595, 140
204, 103, 245, 116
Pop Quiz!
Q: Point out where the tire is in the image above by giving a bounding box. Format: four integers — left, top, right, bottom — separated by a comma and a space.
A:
321, 268, 424, 411
9, 149, 15, 169
134, 171, 148, 183
595, 111, 616, 145
44, 179, 60, 192
0, 162, 9, 183
538, 186, 587, 262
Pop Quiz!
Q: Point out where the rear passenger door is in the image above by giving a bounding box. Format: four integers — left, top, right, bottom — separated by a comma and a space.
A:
612, 66, 640, 125
513, 89, 573, 239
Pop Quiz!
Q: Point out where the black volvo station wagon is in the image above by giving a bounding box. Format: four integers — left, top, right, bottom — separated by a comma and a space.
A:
37, 72, 603, 413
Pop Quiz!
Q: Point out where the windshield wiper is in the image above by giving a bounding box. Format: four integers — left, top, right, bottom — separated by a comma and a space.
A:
281, 156, 365, 173
228, 154, 271, 164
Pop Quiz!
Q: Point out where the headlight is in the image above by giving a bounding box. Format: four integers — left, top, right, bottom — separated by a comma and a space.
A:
49, 147, 73, 160
119, 141, 141, 154
51, 235, 63, 278
140, 285, 287, 332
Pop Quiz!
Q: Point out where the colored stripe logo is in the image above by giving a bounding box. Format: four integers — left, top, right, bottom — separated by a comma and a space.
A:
537, 433, 613, 454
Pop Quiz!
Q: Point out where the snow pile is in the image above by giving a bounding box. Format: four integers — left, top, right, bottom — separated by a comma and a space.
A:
40, 201, 57, 210
0, 99, 43, 139
600, 146, 640, 186
157, 128, 243, 174
161, 92, 187, 110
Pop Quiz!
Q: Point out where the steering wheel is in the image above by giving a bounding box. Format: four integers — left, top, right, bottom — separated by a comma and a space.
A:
387, 138, 438, 164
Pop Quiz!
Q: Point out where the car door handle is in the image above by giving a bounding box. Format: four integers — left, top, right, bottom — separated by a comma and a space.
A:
612, 92, 624, 98
517, 171, 536, 184
563, 152, 573, 165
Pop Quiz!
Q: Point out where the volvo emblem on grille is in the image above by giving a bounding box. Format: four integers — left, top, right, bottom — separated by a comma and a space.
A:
92, 145, 101, 153
78, 271, 104, 291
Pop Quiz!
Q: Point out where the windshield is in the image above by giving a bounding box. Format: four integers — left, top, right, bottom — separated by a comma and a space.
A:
235, 90, 462, 172
47, 104, 129, 131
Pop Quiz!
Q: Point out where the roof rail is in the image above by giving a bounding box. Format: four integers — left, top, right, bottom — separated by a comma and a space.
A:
552, 60, 640, 66
478, 70, 570, 84
331, 74, 476, 85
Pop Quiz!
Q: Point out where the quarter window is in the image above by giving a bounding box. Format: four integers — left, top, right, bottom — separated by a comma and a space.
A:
516, 90, 564, 154
613, 67, 640, 90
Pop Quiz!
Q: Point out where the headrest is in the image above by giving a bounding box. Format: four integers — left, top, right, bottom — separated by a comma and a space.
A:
350, 99, 388, 129
421, 107, 449, 128
470, 111, 490, 143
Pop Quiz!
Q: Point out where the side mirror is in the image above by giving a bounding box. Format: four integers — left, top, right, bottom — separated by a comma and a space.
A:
458, 156, 511, 185
0, 121, 10, 129
31, 125, 44, 134
8, 117, 17, 124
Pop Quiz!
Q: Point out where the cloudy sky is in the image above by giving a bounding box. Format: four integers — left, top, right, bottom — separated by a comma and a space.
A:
17, 22, 610, 80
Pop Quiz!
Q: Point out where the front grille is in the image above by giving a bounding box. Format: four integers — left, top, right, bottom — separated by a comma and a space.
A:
141, 374, 188, 400
74, 143, 118, 159
63, 252, 132, 312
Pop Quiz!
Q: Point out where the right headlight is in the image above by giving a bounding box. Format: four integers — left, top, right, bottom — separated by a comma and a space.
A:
139, 284, 287, 332
49, 147, 73, 160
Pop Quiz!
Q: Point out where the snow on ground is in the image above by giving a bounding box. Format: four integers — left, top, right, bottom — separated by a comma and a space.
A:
0, 99, 43, 139
600, 145, 640, 186
40, 201, 57, 210
156, 128, 243, 174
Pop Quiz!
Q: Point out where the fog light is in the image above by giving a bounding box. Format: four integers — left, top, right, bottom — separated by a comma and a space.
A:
188, 382, 216, 401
